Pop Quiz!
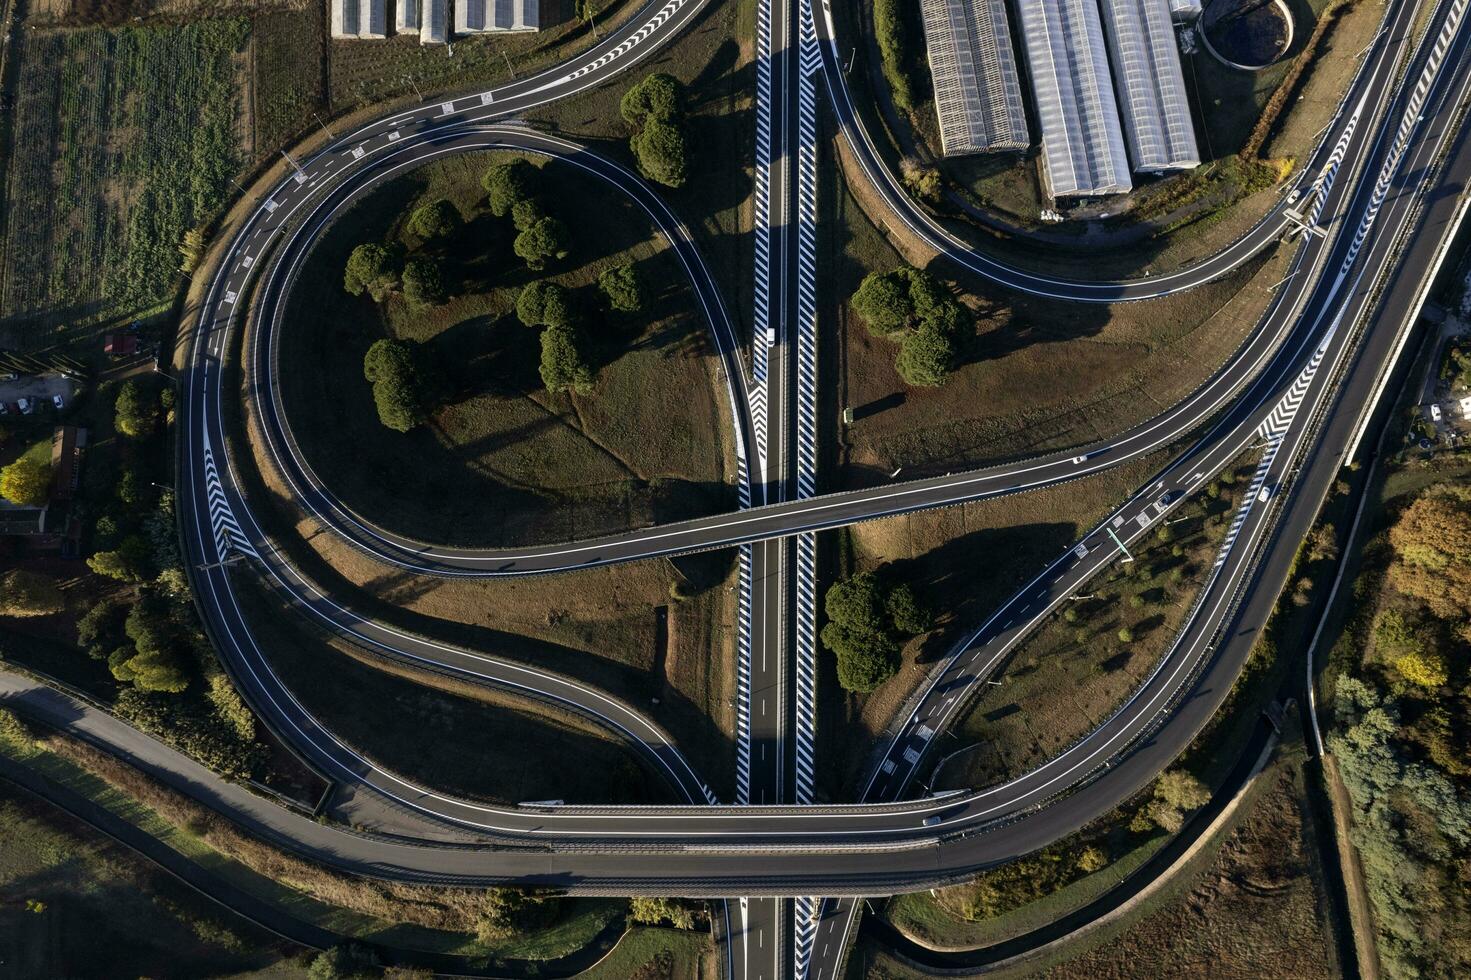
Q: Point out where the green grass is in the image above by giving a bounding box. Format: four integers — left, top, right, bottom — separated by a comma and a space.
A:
250, 5, 326, 159
233, 578, 676, 806
576, 925, 714, 979
277, 150, 733, 549
0, 784, 289, 977
930, 459, 1253, 791
0, 19, 246, 350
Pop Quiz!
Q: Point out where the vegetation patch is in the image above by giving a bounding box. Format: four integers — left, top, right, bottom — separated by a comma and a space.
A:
276, 150, 733, 548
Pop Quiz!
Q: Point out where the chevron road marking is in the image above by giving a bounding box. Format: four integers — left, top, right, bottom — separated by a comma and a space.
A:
202, 432, 258, 563
793, 896, 820, 979
750, 0, 774, 478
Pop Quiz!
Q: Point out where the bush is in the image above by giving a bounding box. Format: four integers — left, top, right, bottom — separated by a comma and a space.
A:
406, 198, 460, 240
114, 379, 159, 439
1396, 650, 1448, 688
307, 942, 380, 980
630, 896, 702, 929
598, 262, 647, 313
514, 216, 571, 271
874, 0, 917, 110
0, 456, 50, 506
401, 256, 445, 306
363, 339, 435, 432
474, 888, 561, 944
631, 117, 691, 188
1117, 626, 1134, 643
0, 570, 65, 617
482, 160, 538, 217
539, 324, 594, 394
343, 243, 398, 301
87, 536, 152, 583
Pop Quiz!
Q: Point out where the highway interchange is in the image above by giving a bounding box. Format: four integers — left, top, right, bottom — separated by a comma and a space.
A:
9, 0, 1471, 976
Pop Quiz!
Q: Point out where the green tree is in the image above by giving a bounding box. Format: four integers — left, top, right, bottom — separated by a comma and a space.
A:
821, 571, 913, 692
77, 598, 127, 659
631, 117, 691, 188
514, 217, 571, 271
630, 896, 700, 929
1145, 768, 1209, 832
178, 227, 207, 273
1396, 650, 1448, 688
820, 621, 900, 692
343, 243, 398, 301
539, 324, 594, 394
896, 322, 955, 388
474, 888, 561, 944
114, 379, 159, 439
825, 571, 887, 635
510, 196, 546, 233
620, 72, 683, 125
1386, 484, 1471, 618
886, 582, 932, 634
113, 597, 190, 693
1075, 844, 1108, 873
362, 339, 433, 432
516, 281, 576, 328
850, 271, 911, 336
407, 198, 460, 240
307, 942, 380, 980
873, 0, 916, 109
401, 256, 445, 306
87, 536, 152, 583
482, 160, 538, 217
1117, 626, 1134, 643
0, 569, 64, 617
598, 262, 647, 313
0, 456, 50, 506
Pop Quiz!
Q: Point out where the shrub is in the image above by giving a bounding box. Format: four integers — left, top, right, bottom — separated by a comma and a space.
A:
343, 243, 397, 301
363, 339, 434, 432
401, 256, 445, 306
630, 896, 701, 929
474, 888, 561, 944
598, 262, 648, 313
514, 216, 571, 271
0, 570, 65, 617
87, 536, 152, 583
539, 324, 594, 394
482, 160, 538, 217
406, 198, 460, 240
1117, 626, 1134, 643
1395, 650, 1448, 688
874, 0, 916, 110
0, 456, 50, 506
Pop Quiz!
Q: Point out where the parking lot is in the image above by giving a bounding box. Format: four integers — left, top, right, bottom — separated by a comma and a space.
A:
0, 372, 77, 415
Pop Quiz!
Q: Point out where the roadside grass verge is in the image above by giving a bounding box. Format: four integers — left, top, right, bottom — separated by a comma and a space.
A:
820, 127, 1292, 488
278, 150, 733, 550
0, 706, 631, 958
928, 458, 1256, 792
0, 781, 289, 977
813, 446, 1181, 801
576, 925, 716, 979
232, 577, 679, 806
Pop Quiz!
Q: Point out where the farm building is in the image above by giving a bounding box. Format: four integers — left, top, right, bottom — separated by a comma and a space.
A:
1013, 0, 1133, 197
455, 0, 540, 33
1100, 0, 1201, 173
918, 0, 1030, 156
331, 0, 387, 38
1168, 0, 1203, 22
397, 0, 451, 43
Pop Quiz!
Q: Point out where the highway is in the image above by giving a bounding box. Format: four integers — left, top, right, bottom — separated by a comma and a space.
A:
166, 0, 1471, 868
26, 0, 1462, 971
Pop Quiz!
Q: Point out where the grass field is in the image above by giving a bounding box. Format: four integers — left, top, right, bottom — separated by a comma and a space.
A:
813, 446, 1179, 800
234, 578, 678, 806
853, 753, 1338, 978
928, 458, 1254, 792
821, 136, 1291, 488
0, 18, 246, 350
0, 783, 291, 977
278, 150, 734, 549
578, 925, 717, 980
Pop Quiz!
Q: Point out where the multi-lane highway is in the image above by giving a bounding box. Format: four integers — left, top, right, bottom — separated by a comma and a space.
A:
14, 0, 1463, 972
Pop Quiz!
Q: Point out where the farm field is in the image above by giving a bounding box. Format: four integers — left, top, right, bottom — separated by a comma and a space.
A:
0, 19, 247, 350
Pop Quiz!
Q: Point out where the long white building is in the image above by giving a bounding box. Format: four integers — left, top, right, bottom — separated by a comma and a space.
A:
456, 0, 539, 33
919, 0, 1030, 156
1100, 0, 1201, 174
1013, 0, 1133, 197
331, 0, 387, 37
396, 0, 450, 43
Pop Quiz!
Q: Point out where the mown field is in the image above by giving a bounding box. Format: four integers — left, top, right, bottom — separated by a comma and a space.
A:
0, 19, 246, 349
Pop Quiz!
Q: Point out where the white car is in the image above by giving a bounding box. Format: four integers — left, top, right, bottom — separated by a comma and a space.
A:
52, 393, 64, 410
17, 397, 34, 415
1430, 404, 1442, 422
1072, 454, 1088, 464
1258, 485, 1273, 503
764, 326, 778, 346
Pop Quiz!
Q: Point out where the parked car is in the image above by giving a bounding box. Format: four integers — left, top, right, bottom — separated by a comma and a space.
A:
1430, 404, 1442, 422
0, 401, 8, 415
17, 397, 34, 415
52, 393, 64, 410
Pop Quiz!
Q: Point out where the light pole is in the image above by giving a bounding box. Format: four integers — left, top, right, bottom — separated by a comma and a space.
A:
198, 552, 246, 572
